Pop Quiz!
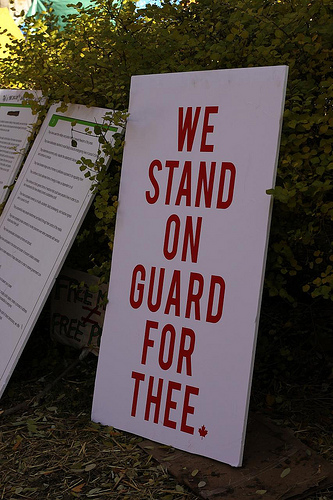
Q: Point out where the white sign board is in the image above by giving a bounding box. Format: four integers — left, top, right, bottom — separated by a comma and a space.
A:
0, 89, 42, 204
0, 103, 121, 398
92, 66, 288, 467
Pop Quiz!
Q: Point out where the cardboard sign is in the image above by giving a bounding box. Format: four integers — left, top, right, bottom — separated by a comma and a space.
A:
0, 89, 42, 204
0, 103, 121, 398
50, 267, 108, 355
92, 67, 288, 467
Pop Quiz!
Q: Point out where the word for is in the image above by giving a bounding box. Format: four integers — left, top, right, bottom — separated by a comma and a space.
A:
141, 320, 195, 375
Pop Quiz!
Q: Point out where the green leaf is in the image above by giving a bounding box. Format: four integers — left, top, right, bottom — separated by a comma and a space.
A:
27, 419, 38, 434
280, 468, 291, 478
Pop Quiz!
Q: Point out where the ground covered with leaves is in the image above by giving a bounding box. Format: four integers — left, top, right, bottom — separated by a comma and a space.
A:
1, 301, 333, 500
0, 346, 199, 500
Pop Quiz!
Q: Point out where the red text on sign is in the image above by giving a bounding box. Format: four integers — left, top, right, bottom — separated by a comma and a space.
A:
141, 320, 195, 375
129, 265, 226, 323
131, 371, 199, 434
163, 215, 202, 263
146, 160, 236, 209
178, 106, 219, 152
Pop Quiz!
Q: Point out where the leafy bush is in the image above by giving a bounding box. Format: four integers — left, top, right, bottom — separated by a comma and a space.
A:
0, 0, 332, 303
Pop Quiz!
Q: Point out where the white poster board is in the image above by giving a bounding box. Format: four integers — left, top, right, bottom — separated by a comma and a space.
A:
0, 89, 42, 204
92, 67, 288, 467
0, 103, 121, 398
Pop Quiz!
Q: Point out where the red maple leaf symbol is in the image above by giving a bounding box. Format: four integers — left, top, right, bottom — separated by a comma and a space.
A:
198, 425, 208, 438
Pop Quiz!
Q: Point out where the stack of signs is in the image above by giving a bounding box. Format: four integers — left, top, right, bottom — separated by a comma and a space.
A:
0, 103, 121, 398
50, 267, 108, 355
0, 89, 42, 204
92, 66, 288, 467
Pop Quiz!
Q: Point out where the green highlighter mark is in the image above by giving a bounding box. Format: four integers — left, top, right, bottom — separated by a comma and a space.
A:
0, 103, 31, 108
49, 114, 117, 132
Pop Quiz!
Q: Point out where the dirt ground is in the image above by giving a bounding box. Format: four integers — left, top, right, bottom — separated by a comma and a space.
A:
1, 324, 333, 500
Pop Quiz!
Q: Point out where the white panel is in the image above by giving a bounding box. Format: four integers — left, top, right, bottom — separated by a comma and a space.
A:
92, 67, 288, 466
0, 103, 121, 397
